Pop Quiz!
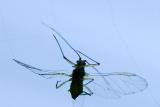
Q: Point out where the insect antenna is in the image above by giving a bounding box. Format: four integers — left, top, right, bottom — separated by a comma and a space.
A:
42, 22, 81, 59
76, 50, 100, 65
52, 34, 65, 57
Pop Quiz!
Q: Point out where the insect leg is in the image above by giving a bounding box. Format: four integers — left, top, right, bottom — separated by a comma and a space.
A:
80, 78, 94, 96
39, 73, 71, 77
52, 34, 75, 65
56, 78, 72, 89
83, 78, 94, 85
85, 63, 99, 67
63, 56, 75, 65
81, 85, 93, 96
85, 60, 100, 67
81, 91, 92, 96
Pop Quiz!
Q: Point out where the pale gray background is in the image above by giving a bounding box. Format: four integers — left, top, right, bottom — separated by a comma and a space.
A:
0, 0, 160, 107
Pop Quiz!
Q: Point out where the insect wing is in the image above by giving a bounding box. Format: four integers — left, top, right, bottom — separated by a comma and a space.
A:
88, 72, 148, 99
13, 59, 69, 79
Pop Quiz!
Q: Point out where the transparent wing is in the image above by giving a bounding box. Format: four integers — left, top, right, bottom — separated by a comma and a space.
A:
87, 72, 148, 99
13, 59, 71, 79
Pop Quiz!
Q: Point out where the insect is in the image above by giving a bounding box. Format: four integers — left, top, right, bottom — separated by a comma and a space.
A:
13, 23, 148, 100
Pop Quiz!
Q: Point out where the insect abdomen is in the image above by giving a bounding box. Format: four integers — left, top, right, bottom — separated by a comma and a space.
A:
69, 68, 85, 100
69, 79, 83, 100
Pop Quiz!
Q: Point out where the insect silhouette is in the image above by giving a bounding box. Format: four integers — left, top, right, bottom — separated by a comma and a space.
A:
13, 23, 148, 100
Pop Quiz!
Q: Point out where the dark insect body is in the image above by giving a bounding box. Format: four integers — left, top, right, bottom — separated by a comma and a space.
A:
13, 23, 148, 100
69, 60, 86, 99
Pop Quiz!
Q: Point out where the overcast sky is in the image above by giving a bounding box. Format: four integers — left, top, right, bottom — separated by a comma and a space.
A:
0, 0, 160, 107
